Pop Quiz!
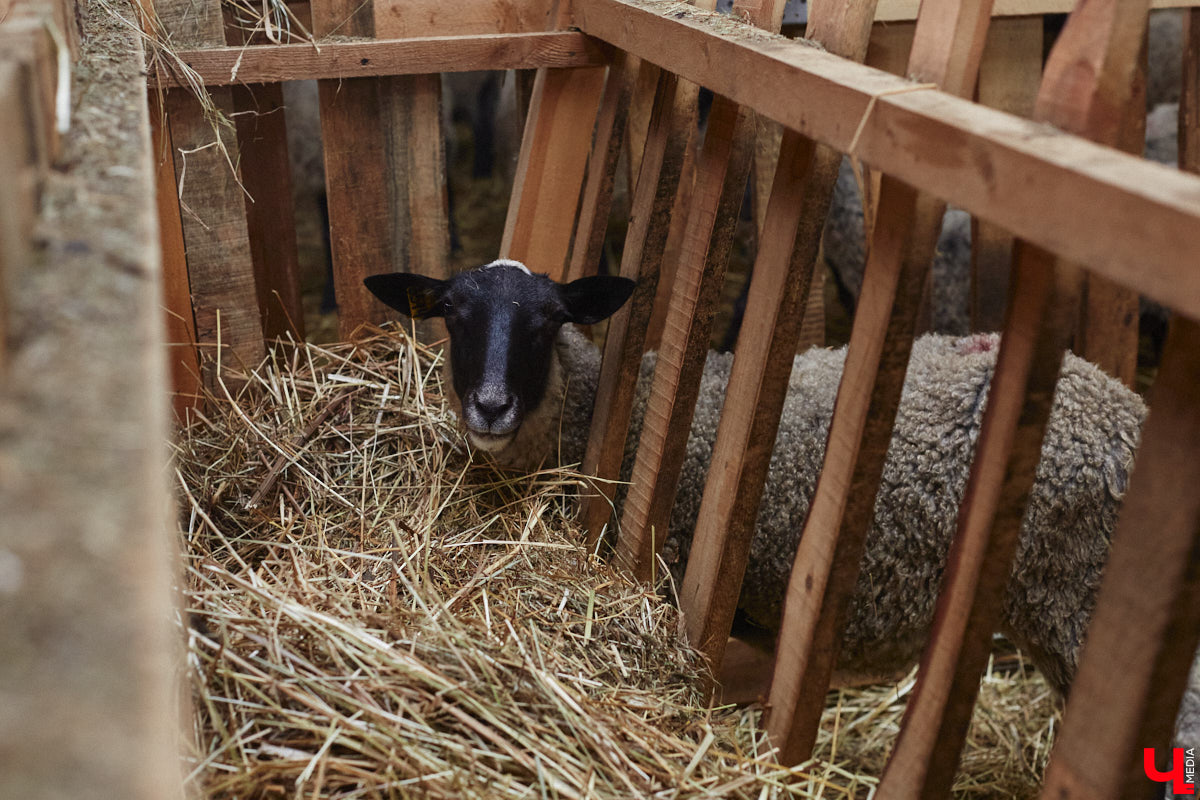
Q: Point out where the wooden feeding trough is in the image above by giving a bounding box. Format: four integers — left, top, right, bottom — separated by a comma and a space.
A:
2, 0, 1200, 796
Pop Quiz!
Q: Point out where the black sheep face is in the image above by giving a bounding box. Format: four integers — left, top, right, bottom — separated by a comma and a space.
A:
364, 260, 634, 451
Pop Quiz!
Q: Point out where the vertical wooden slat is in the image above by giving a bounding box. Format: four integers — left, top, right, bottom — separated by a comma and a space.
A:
677, 0, 893, 679
1038, 321, 1200, 800
231, 83, 305, 342
566, 50, 638, 283
499, 0, 607, 279
765, 0, 998, 766
871, 2, 1152, 797
970, 16, 1041, 333
155, 0, 265, 378
501, 63, 607, 278
0, 60, 29, 374
616, 0, 794, 580
1182, 9, 1200, 172
615, 92, 759, 579
149, 92, 201, 417
579, 65, 694, 543
1077, 35, 1147, 388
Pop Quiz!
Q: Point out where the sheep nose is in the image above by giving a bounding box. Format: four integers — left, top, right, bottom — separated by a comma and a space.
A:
471, 386, 515, 425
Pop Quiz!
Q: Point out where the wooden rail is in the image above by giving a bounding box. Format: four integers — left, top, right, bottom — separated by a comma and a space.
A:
151, 31, 606, 87
571, 0, 1200, 321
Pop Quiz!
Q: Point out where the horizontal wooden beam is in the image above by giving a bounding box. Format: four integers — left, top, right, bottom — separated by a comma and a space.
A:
875, 0, 1199, 21
151, 31, 609, 87
572, 0, 1200, 322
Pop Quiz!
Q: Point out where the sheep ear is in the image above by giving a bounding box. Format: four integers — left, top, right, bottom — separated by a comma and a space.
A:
363, 273, 447, 319
560, 276, 636, 324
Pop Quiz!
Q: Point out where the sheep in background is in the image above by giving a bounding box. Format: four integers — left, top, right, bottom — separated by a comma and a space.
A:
364, 260, 1149, 695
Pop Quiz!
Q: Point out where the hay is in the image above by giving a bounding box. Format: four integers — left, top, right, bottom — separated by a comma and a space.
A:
175, 326, 1058, 798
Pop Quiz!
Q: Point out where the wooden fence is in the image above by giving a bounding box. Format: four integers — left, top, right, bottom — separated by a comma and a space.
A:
157, 0, 1200, 796
4, 0, 1199, 795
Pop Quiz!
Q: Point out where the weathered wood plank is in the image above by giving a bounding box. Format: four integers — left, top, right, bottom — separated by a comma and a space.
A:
1183, 9, 1199, 171
970, 16, 1041, 333
501, 63, 607, 278
157, 0, 265, 378
874, 1, 1152, 796
373, 0, 555, 38
571, 0, 1200, 321
0, 7, 181, 797
149, 92, 201, 417
1039, 318, 1200, 800
766, 0, 998, 767
579, 65, 693, 543
0, 60, 29, 373
152, 32, 608, 87
875, 0, 1198, 20
231, 83, 305, 342
310, 0, 397, 339
566, 49, 638, 282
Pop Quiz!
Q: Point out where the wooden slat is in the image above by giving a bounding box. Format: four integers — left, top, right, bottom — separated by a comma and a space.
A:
156, 0, 265, 378
1183, 9, 1200, 172
309, 0, 398, 339
615, 94, 759, 579
970, 16, 1041, 333
615, 0, 791, 580
373, 0, 555, 38
566, 49, 638, 282
153, 32, 607, 87
149, 91, 201, 418
874, 0, 1199, 20
231, 83, 305, 342
0, 60, 29, 373
579, 66, 694, 543
873, 2, 1152, 796
501, 63, 607, 278
677, 0, 885, 682
765, 0, 999, 767
0, 17, 57, 170
570, 0, 1200, 322
0, 5, 181, 795
1038, 318, 1200, 800
164, 87, 266, 374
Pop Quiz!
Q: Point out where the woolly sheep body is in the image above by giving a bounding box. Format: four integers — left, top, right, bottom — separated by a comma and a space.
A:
488, 327, 1146, 693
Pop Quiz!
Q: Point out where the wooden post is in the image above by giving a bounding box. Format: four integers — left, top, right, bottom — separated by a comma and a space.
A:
1182, 9, 1200, 172
155, 0, 265, 380
871, 1, 1152, 796
500, 2, 607, 279
231, 83, 306, 342
149, 92, 202, 418
970, 15, 1042, 333
765, 0, 998, 767
566, 50, 639, 282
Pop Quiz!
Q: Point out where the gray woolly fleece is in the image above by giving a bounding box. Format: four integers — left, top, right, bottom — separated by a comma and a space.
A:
485, 326, 1147, 694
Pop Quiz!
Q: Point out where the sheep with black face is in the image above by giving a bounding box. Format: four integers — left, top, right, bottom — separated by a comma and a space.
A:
365, 259, 1149, 697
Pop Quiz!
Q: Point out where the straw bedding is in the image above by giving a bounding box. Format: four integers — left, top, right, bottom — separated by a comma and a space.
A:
174, 326, 1058, 798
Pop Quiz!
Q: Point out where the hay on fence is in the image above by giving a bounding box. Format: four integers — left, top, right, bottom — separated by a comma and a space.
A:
174, 325, 1058, 799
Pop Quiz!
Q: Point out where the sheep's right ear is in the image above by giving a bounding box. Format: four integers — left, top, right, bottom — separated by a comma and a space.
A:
560, 276, 636, 325
363, 273, 448, 319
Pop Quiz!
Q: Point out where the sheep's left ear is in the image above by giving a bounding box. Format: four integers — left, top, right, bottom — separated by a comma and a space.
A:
560, 276, 636, 324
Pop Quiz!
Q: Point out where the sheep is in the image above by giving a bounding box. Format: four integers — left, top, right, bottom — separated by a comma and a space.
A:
364, 259, 1157, 698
